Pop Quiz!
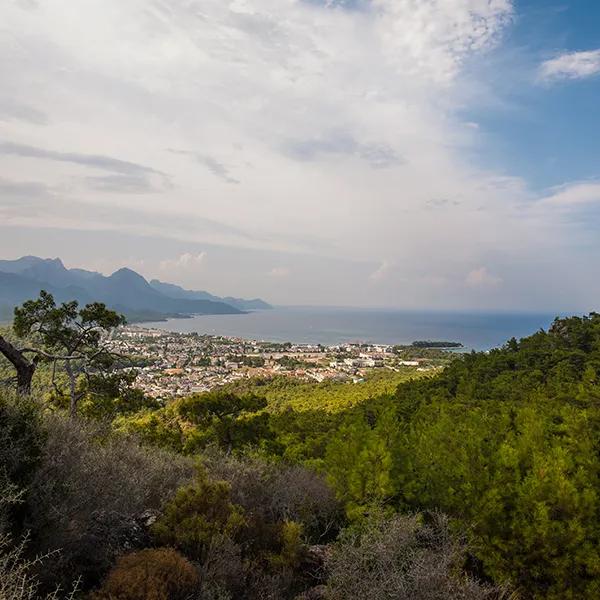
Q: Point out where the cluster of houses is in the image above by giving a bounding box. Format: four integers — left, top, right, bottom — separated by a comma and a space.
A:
106, 326, 436, 400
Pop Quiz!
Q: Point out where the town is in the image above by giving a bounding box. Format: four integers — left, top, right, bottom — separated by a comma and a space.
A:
106, 326, 449, 400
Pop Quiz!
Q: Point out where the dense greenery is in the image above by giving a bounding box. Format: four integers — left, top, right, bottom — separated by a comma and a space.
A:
3, 309, 600, 598
325, 313, 600, 599
114, 370, 426, 466
411, 340, 463, 348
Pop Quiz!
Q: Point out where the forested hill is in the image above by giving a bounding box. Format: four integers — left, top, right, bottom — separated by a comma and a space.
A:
359, 312, 600, 598
396, 311, 600, 406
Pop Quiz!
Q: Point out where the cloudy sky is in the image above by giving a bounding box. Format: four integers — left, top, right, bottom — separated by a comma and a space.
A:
1, 0, 599, 310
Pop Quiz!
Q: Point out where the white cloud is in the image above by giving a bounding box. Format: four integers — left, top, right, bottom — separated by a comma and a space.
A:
159, 252, 207, 271
268, 267, 290, 278
2, 0, 598, 310
539, 49, 600, 82
466, 267, 502, 288
0, 0, 515, 265
369, 259, 393, 282
538, 182, 600, 208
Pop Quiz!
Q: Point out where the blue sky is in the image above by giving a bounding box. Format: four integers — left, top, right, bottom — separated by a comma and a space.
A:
464, 0, 600, 190
0, 0, 599, 311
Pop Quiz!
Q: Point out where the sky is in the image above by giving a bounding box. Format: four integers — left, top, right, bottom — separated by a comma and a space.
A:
0, 0, 599, 311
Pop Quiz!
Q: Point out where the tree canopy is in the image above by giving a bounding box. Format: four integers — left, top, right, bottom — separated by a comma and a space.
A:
1, 291, 129, 416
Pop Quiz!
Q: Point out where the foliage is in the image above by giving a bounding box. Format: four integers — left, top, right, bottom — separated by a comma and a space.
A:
221, 370, 423, 466
232, 370, 424, 413
324, 408, 400, 519
177, 390, 272, 453
327, 313, 600, 598
326, 512, 509, 600
0, 391, 43, 493
13, 291, 126, 415
202, 450, 342, 543
25, 414, 194, 590
115, 389, 274, 455
77, 371, 159, 420
113, 405, 186, 451
93, 548, 200, 600
151, 464, 324, 599
270, 520, 304, 569
0, 391, 44, 534
152, 470, 245, 562
411, 340, 463, 348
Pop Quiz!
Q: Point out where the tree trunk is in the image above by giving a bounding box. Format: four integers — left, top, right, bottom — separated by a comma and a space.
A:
0, 334, 36, 395
16, 362, 36, 396
65, 361, 78, 418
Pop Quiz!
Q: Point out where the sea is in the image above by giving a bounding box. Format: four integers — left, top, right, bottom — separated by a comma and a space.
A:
142, 306, 563, 351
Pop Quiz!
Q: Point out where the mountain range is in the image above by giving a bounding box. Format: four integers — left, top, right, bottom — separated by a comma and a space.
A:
0, 256, 272, 322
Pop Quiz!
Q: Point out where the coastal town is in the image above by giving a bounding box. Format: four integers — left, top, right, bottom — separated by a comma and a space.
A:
106, 326, 451, 400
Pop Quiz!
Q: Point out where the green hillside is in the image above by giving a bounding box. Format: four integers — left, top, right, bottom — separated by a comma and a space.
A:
3, 313, 600, 598
224, 368, 431, 413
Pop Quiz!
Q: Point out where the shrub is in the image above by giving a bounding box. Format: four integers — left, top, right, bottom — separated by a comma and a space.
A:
0, 391, 44, 534
197, 533, 243, 600
270, 521, 304, 569
93, 548, 200, 600
0, 533, 79, 600
203, 451, 342, 543
24, 414, 195, 590
151, 470, 245, 562
152, 464, 324, 600
0, 534, 41, 600
194, 454, 341, 599
325, 512, 511, 600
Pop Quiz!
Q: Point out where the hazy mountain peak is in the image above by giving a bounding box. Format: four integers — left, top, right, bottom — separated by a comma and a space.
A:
0, 256, 256, 321
0, 255, 64, 273
110, 267, 147, 281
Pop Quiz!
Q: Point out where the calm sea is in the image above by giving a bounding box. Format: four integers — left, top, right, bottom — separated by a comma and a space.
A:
142, 306, 562, 351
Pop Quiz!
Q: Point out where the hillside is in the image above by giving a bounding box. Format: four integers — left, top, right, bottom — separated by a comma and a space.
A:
114, 313, 600, 598
223, 368, 429, 413
3, 313, 600, 598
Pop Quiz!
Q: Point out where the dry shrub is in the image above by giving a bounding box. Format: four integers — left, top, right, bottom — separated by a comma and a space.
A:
203, 451, 341, 543
197, 534, 243, 600
93, 547, 200, 600
199, 452, 341, 599
0, 391, 44, 534
325, 512, 512, 600
0, 534, 45, 600
25, 414, 195, 590
0, 533, 80, 600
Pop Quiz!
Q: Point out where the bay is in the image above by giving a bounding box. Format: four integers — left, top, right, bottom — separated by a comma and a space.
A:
142, 306, 562, 351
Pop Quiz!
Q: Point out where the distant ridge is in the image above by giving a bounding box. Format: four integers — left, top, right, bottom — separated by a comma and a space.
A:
149, 279, 272, 311
0, 256, 270, 322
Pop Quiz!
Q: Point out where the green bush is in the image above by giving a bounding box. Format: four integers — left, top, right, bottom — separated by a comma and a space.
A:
151, 470, 245, 562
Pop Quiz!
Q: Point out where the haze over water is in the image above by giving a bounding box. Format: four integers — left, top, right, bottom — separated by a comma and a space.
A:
144, 306, 561, 351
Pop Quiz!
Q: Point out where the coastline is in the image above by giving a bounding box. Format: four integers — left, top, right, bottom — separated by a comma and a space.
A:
139, 306, 559, 352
